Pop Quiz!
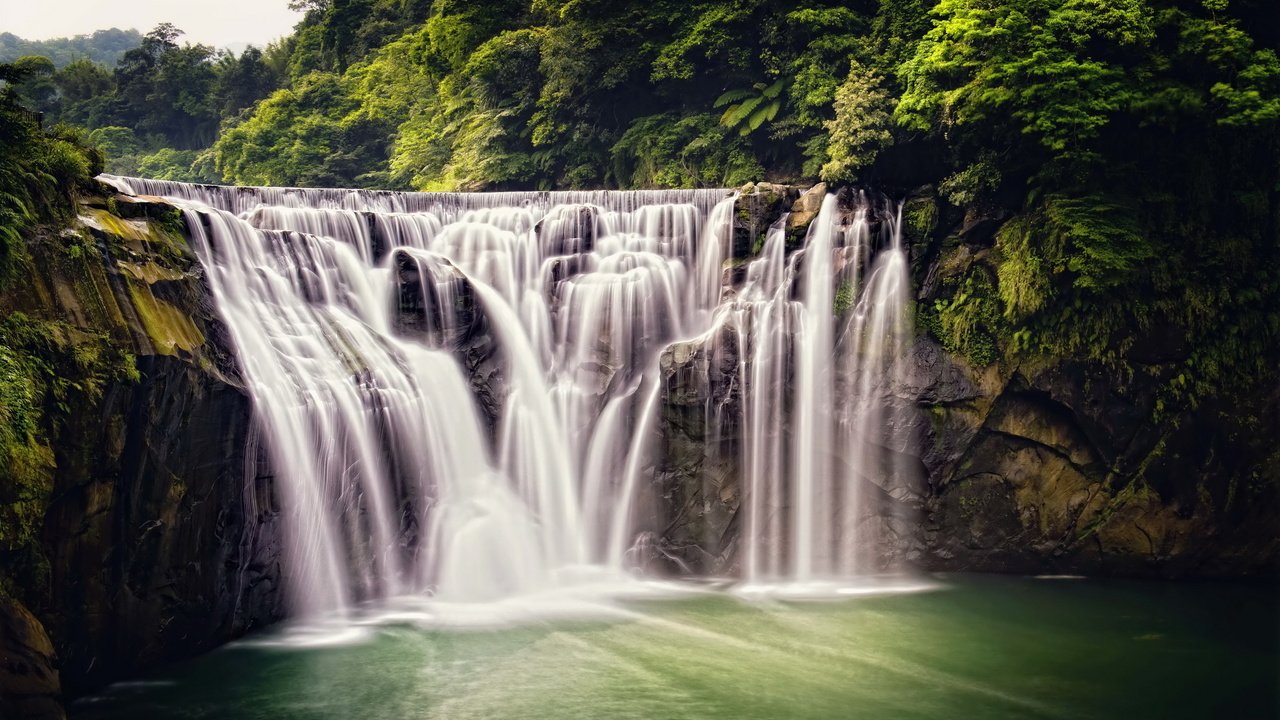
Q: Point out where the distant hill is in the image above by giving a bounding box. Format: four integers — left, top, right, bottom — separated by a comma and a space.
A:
0, 28, 142, 67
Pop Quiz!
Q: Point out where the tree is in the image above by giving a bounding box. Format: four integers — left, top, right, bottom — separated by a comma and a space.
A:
896, 0, 1157, 175
820, 62, 895, 182
54, 59, 114, 125
9, 56, 58, 115
715, 80, 786, 137
0, 62, 98, 279
213, 48, 282, 118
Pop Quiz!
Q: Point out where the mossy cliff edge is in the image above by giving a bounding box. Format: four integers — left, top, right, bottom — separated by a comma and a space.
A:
0, 186, 283, 719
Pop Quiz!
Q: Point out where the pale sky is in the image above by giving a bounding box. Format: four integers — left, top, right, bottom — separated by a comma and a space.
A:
1, 0, 304, 49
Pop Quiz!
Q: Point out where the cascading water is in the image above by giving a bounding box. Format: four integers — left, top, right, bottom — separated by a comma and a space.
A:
713, 193, 916, 589
99, 174, 914, 614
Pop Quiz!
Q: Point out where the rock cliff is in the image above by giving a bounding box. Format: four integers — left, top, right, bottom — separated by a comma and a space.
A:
0, 189, 283, 717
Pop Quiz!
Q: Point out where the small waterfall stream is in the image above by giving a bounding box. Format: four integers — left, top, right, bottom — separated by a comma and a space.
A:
712, 194, 914, 588
100, 175, 915, 614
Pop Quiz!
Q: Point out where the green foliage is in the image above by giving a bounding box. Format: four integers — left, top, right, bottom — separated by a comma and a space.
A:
715, 80, 785, 137
0, 62, 99, 282
895, 0, 1279, 421
214, 0, 909, 189
8, 56, 58, 114
426, 0, 527, 71
833, 280, 855, 316
651, 2, 760, 83
897, 0, 1158, 172
214, 72, 385, 187
55, 59, 114, 125
4, 22, 286, 181
390, 27, 538, 190
938, 155, 1001, 207
929, 267, 1002, 367
820, 61, 896, 182
136, 148, 220, 183
612, 114, 764, 188
0, 312, 137, 591
902, 195, 938, 244
89, 126, 142, 167
0, 337, 54, 559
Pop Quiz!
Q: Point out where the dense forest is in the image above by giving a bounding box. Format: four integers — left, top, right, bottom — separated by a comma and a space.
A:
0, 29, 142, 68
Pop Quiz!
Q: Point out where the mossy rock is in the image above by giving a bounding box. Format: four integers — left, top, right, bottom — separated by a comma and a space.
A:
903, 194, 938, 242
124, 279, 205, 356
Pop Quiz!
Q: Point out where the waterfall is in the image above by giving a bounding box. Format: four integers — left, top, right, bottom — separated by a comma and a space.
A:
101, 174, 914, 613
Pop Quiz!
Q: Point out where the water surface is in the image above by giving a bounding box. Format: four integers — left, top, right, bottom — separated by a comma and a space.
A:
75, 575, 1278, 719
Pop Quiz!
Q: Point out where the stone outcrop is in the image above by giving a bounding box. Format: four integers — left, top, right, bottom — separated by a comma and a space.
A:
0, 596, 62, 720
647, 322, 745, 576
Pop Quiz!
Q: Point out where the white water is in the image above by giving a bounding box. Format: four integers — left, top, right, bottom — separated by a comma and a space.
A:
100, 175, 914, 614
711, 192, 916, 588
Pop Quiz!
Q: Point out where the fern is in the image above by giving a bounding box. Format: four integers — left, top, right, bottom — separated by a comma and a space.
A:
715, 79, 790, 136
759, 79, 784, 99
714, 88, 755, 108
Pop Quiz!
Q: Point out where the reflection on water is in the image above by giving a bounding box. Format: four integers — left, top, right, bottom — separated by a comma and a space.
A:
75, 575, 1278, 720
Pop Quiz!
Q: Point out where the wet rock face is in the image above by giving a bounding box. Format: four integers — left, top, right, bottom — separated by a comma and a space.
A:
0, 195, 285, 709
653, 311, 1279, 579
733, 183, 797, 258
389, 248, 509, 438
647, 323, 745, 576
42, 354, 283, 695
392, 249, 482, 350
536, 204, 598, 255
918, 360, 1279, 577
787, 182, 827, 235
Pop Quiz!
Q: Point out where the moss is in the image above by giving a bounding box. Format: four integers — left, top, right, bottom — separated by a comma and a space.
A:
929, 266, 1002, 367
903, 195, 938, 244
125, 279, 205, 356
0, 310, 137, 596
0, 343, 54, 560
834, 280, 855, 316
118, 261, 185, 284
82, 208, 152, 244
115, 199, 188, 243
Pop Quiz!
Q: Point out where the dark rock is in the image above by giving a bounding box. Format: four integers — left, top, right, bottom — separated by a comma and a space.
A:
901, 338, 980, 405
0, 595, 63, 720
956, 211, 1008, 247
648, 281, 1278, 579
42, 353, 283, 696
732, 183, 795, 259
536, 204, 598, 255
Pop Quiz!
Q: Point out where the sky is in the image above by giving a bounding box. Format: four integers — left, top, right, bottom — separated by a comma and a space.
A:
1, 0, 303, 49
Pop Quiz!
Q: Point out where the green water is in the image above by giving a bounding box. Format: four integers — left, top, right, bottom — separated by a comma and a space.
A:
75, 575, 1278, 719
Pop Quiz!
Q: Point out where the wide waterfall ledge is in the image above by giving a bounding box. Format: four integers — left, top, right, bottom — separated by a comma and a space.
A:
96, 174, 923, 624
